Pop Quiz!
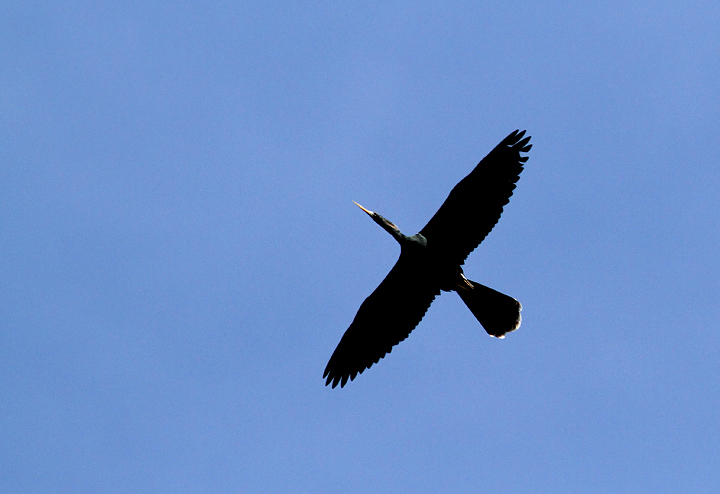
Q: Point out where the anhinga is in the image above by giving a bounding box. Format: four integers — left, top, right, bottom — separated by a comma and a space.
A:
324, 130, 532, 388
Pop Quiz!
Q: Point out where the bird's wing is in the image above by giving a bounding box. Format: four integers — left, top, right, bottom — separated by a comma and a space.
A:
323, 254, 439, 388
419, 130, 531, 265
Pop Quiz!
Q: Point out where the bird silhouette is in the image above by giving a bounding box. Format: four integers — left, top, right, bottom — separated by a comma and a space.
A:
324, 130, 532, 388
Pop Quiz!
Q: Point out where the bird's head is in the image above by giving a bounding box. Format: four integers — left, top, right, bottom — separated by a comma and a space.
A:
353, 201, 403, 240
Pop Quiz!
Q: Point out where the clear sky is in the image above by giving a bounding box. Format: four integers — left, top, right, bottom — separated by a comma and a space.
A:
2, 1, 719, 492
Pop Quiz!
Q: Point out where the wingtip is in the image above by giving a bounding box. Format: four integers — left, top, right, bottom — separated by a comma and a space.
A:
507, 130, 532, 154
324, 373, 338, 388
324, 368, 360, 388
323, 368, 348, 388
517, 137, 532, 154
504, 129, 529, 147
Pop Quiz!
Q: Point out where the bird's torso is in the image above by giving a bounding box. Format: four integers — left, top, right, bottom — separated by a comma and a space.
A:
399, 233, 467, 293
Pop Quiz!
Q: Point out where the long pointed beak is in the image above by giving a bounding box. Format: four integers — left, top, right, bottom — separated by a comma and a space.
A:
353, 201, 374, 216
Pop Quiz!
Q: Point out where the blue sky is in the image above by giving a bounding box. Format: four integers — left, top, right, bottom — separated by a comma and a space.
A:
2, 1, 719, 492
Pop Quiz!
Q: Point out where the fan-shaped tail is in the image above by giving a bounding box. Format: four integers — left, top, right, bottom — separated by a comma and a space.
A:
456, 280, 521, 338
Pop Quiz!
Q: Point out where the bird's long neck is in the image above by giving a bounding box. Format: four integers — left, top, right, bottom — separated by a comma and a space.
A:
382, 223, 406, 244
373, 215, 406, 244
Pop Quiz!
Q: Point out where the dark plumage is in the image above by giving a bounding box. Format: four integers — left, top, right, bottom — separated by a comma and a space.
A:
324, 130, 532, 388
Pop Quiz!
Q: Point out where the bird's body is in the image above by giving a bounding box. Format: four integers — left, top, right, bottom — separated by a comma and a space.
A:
324, 130, 532, 388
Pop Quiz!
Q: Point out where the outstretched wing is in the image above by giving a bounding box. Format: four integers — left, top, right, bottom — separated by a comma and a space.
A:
323, 254, 440, 388
419, 130, 532, 266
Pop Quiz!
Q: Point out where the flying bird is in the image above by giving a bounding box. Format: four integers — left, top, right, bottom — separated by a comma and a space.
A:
324, 130, 532, 388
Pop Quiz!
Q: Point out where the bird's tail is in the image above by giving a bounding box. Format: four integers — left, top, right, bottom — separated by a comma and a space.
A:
456, 280, 522, 338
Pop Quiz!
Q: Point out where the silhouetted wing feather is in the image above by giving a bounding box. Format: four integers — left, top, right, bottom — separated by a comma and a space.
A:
419, 130, 532, 265
323, 254, 439, 388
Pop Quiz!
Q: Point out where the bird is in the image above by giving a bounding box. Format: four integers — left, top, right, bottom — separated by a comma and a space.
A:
323, 130, 532, 388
